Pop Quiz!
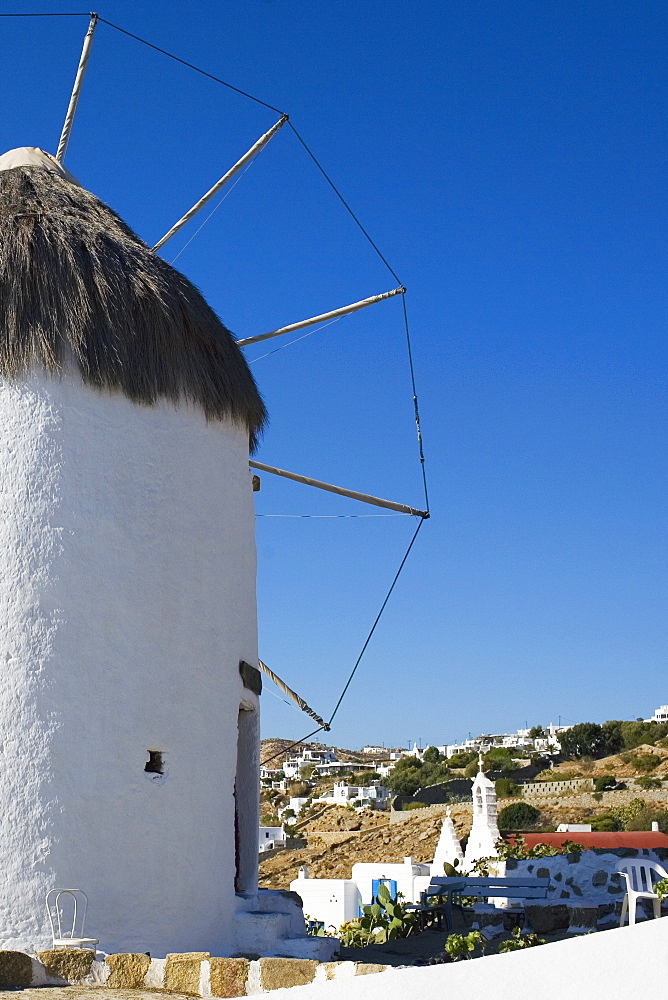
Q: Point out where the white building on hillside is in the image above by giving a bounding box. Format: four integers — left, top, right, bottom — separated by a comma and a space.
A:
316, 782, 389, 810
645, 704, 668, 724
283, 748, 337, 779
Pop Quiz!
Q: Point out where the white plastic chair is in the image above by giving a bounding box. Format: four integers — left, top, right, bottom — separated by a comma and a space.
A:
45, 889, 98, 950
616, 861, 668, 927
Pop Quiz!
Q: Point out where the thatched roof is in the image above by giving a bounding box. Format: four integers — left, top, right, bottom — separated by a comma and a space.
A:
0, 147, 266, 451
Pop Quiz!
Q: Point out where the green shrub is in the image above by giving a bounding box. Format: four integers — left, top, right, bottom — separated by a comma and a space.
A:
495, 778, 521, 798
498, 802, 541, 830
498, 926, 546, 952
594, 775, 617, 792
635, 776, 662, 789
337, 884, 415, 947
534, 769, 579, 782
591, 813, 620, 831
444, 931, 484, 961
402, 801, 428, 811
634, 754, 661, 772
447, 751, 477, 769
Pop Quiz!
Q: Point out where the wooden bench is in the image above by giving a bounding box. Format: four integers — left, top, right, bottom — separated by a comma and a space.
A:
406, 875, 551, 933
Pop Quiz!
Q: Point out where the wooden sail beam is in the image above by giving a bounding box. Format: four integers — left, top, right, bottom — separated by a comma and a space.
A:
258, 660, 330, 730
236, 286, 405, 348
249, 460, 429, 518
152, 114, 288, 251
55, 12, 98, 163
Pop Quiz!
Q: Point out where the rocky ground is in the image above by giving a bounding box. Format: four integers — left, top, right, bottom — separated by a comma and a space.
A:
260, 803, 475, 888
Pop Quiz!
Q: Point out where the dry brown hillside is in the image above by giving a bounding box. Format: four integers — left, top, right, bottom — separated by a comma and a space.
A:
547, 744, 668, 779
259, 804, 470, 888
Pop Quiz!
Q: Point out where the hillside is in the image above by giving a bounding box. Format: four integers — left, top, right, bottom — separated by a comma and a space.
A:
546, 744, 668, 780
260, 738, 380, 767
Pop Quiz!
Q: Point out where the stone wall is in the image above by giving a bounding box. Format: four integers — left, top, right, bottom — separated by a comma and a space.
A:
503, 847, 668, 933
519, 787, 668, 808
524, 778, 594, 795
0, 950, 390, 994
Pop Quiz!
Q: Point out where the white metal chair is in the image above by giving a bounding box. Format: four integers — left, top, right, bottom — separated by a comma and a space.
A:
45, 889, 98, 950
616, 861, 668, 927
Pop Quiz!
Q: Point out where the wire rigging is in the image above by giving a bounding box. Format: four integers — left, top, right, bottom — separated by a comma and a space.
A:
247, 315, 344, 364
169, 154, 259, 265
2, 9, 431, 743
401, 295, 429, 514
261, 517, 425, 766
96, 17, 285, 115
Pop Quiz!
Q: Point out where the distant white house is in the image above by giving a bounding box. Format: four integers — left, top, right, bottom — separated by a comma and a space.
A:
645, 704, 668, 724
278, 796, 310, 818
283, 748, 337, 779
312, 761, 378, 777
258, 825, 286, 853
316, 781, 389, 811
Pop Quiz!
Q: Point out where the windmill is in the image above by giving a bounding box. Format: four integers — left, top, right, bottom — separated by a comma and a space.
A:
0, 14, 427, 957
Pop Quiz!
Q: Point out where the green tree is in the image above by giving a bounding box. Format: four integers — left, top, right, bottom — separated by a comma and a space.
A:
423, 745, 442, 764
594, 775, 617, 792
464, 759, 480, 779
386, 765, 423, 796
559, 723, 607, 759
393, 756, 422, 771
528, 725, 544, 738
498, 802, 541, 830
601, 720, 623, 755
448, 751, 477, 769
483, 747, 519, 772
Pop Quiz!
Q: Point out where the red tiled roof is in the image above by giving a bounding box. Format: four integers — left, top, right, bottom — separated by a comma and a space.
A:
506, 832, 668, 849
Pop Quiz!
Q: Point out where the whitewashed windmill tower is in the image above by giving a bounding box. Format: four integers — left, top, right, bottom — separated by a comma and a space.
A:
0, 139, 278, 956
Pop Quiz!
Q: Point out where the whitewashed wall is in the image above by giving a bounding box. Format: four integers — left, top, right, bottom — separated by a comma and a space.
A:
0, 367, 259, 956
264, 917, 668, 1000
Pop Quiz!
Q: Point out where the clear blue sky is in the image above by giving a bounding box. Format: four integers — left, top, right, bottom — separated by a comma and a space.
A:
2, 1, 666, 749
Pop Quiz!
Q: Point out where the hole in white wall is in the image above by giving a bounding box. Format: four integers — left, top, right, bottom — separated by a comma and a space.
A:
144, 750, 164, 775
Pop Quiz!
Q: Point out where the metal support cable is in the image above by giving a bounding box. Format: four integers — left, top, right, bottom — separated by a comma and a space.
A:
96, 17, 285, 115
261, 517, 425, 766
286, 121, 402, 287
401, 295, 429, 514
261, 728, 326, 767
326, 517, 425, 727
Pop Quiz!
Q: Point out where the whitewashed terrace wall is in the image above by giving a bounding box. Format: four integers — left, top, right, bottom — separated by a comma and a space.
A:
264, 917, 668, 1000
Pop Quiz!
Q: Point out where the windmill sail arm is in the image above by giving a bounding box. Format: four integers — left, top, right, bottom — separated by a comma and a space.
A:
249, 460, 429, 518
235, 286, 405, 348
258, 659, 330, 730
56, 13, 98, 163
153, 114, 288, 251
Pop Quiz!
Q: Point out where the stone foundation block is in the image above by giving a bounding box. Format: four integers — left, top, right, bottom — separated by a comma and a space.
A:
355, 963, 388, 975
105, 952, 151, 988
164, 951, 210, 993
209, 957, 250, 998
524, 904, 570, 934
0, 950, 33, 989
36, 947, 95, 983
567, 906, 598, 931
258, 957, 317, 991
